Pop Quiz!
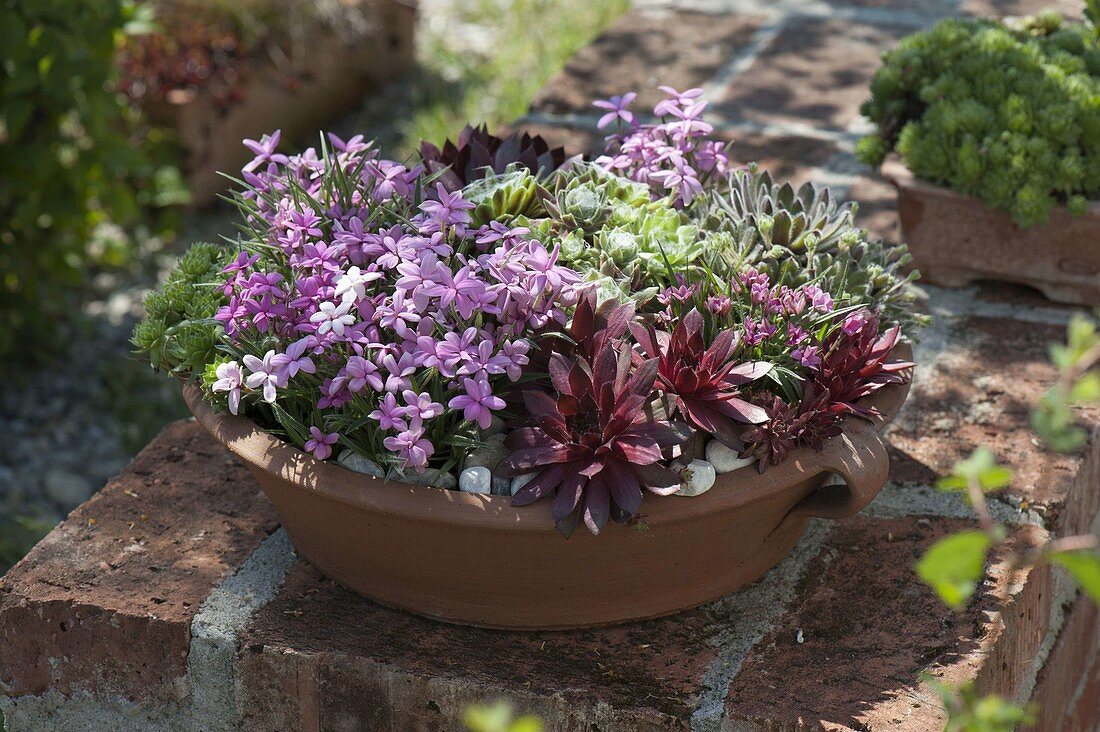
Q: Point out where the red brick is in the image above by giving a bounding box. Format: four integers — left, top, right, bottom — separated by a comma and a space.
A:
0, 421, 279, 702
888, 314, 1100, 536
238, 561, 717, 730
723, 516, 1046, 730
1025, 595, 1100, 731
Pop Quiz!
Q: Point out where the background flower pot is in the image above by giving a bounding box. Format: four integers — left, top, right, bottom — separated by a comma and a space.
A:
882, 157, 1100, 305
146, 0, 416, 206
183, 345, 912, 630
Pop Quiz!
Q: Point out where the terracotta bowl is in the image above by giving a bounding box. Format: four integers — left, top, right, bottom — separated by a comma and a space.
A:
183, 345, 912, 630
882, 156, 1100, 305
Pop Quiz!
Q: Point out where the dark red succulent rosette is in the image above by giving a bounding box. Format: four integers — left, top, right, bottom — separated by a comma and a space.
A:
496, 291, 693, 536
498, 346, 691, 537
419, 125, 575, 191
743, 317, 914, 469
630, 308, 772, 448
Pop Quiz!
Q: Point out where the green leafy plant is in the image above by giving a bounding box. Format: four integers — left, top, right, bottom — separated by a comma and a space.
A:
131, 241, 227, 375
463, 702, 543, 732
0, 515, 53, 574
529, 163, 710, 295
1033, 312, 1100, 450
0, 0, 185, 359
927, 677, 1034, 732
916, 312, 1100, 729
857, 10, 1100, 226
921, 448, 1100, 612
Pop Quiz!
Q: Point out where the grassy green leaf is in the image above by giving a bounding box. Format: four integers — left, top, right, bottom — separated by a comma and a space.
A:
463, 702, 543, 732
1069, 371, 1100, 403
916, 531, 992, 610
1050, 551, 1100, 604
937, 447, 1012, 492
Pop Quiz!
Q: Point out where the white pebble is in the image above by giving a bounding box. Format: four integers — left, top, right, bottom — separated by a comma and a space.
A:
459, 466, 492, 495
336, 452, 385, 478
510, 473, 536, 496
822, 472, 846, 487
676, 459, 716, 497
705, 440, 756, 474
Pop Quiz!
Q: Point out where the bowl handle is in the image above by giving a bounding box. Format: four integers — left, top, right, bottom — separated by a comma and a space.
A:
786, 418, 890, 521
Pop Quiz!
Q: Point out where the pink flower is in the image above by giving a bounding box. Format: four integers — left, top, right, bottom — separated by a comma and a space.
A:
346, 355, 383, 393
419, 183, 474, 233
211, 361, 245, 415
402, 391, 445, 421
793, 346, 822, 370
654, 86, 704, 116
805, 285, 834, 313
242, 131, 288, 173
369, 392, 408, 431
381, 352, 418, 393
448, 378, 506, 429
843, 312, 870, 336
786, 325, 809, 346
593, 92, 637, 129
305, 427, 339, 460
383, 427, 435, 471
271, 337, 317, 381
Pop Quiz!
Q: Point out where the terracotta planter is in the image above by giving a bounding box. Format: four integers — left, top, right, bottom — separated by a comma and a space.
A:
183, 345, 912, 630
147, 0, 417, 206
882, 157, 1100, 305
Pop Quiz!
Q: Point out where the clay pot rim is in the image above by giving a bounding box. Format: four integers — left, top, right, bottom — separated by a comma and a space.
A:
881, 155, 1100, 216
183, 344, 912, 532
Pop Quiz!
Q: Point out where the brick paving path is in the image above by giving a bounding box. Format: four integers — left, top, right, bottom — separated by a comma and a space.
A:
3, 2, 1100, 731
521, 0, 1085, 245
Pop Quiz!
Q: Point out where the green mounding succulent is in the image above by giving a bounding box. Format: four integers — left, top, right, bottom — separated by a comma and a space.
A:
419, 125, 577, 191
856, 11, 1100, 226
530, 164, 709, 294
695, 166, 926, 333
462, 168, 546, 227
132, 242, 228, 373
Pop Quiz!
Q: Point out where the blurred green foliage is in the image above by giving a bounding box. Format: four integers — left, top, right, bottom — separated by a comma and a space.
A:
1034, 312, 1100, 450
858, 10, 1100, 226
464, 702, 543, 732
406, 0, 630, 154
0, 0, 186, 360
917, 311, 1100, 729
928, 678, 1034, 732
0, 515, 53, 574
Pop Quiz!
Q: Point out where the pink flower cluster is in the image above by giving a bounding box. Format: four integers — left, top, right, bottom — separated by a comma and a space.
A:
593, 86, 732, 206
212, 132, 582, 471
655, 267, 841, 372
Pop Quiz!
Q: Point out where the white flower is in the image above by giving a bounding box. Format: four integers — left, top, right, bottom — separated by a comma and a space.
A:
211, 361, 244, 414
310, 300, 356, 336
334, 266, 382, 303
243, 351, 282, 403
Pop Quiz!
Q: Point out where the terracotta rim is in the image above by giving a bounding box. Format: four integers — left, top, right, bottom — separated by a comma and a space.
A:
881, 156, 1100, 215
182, 344, 913, 532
